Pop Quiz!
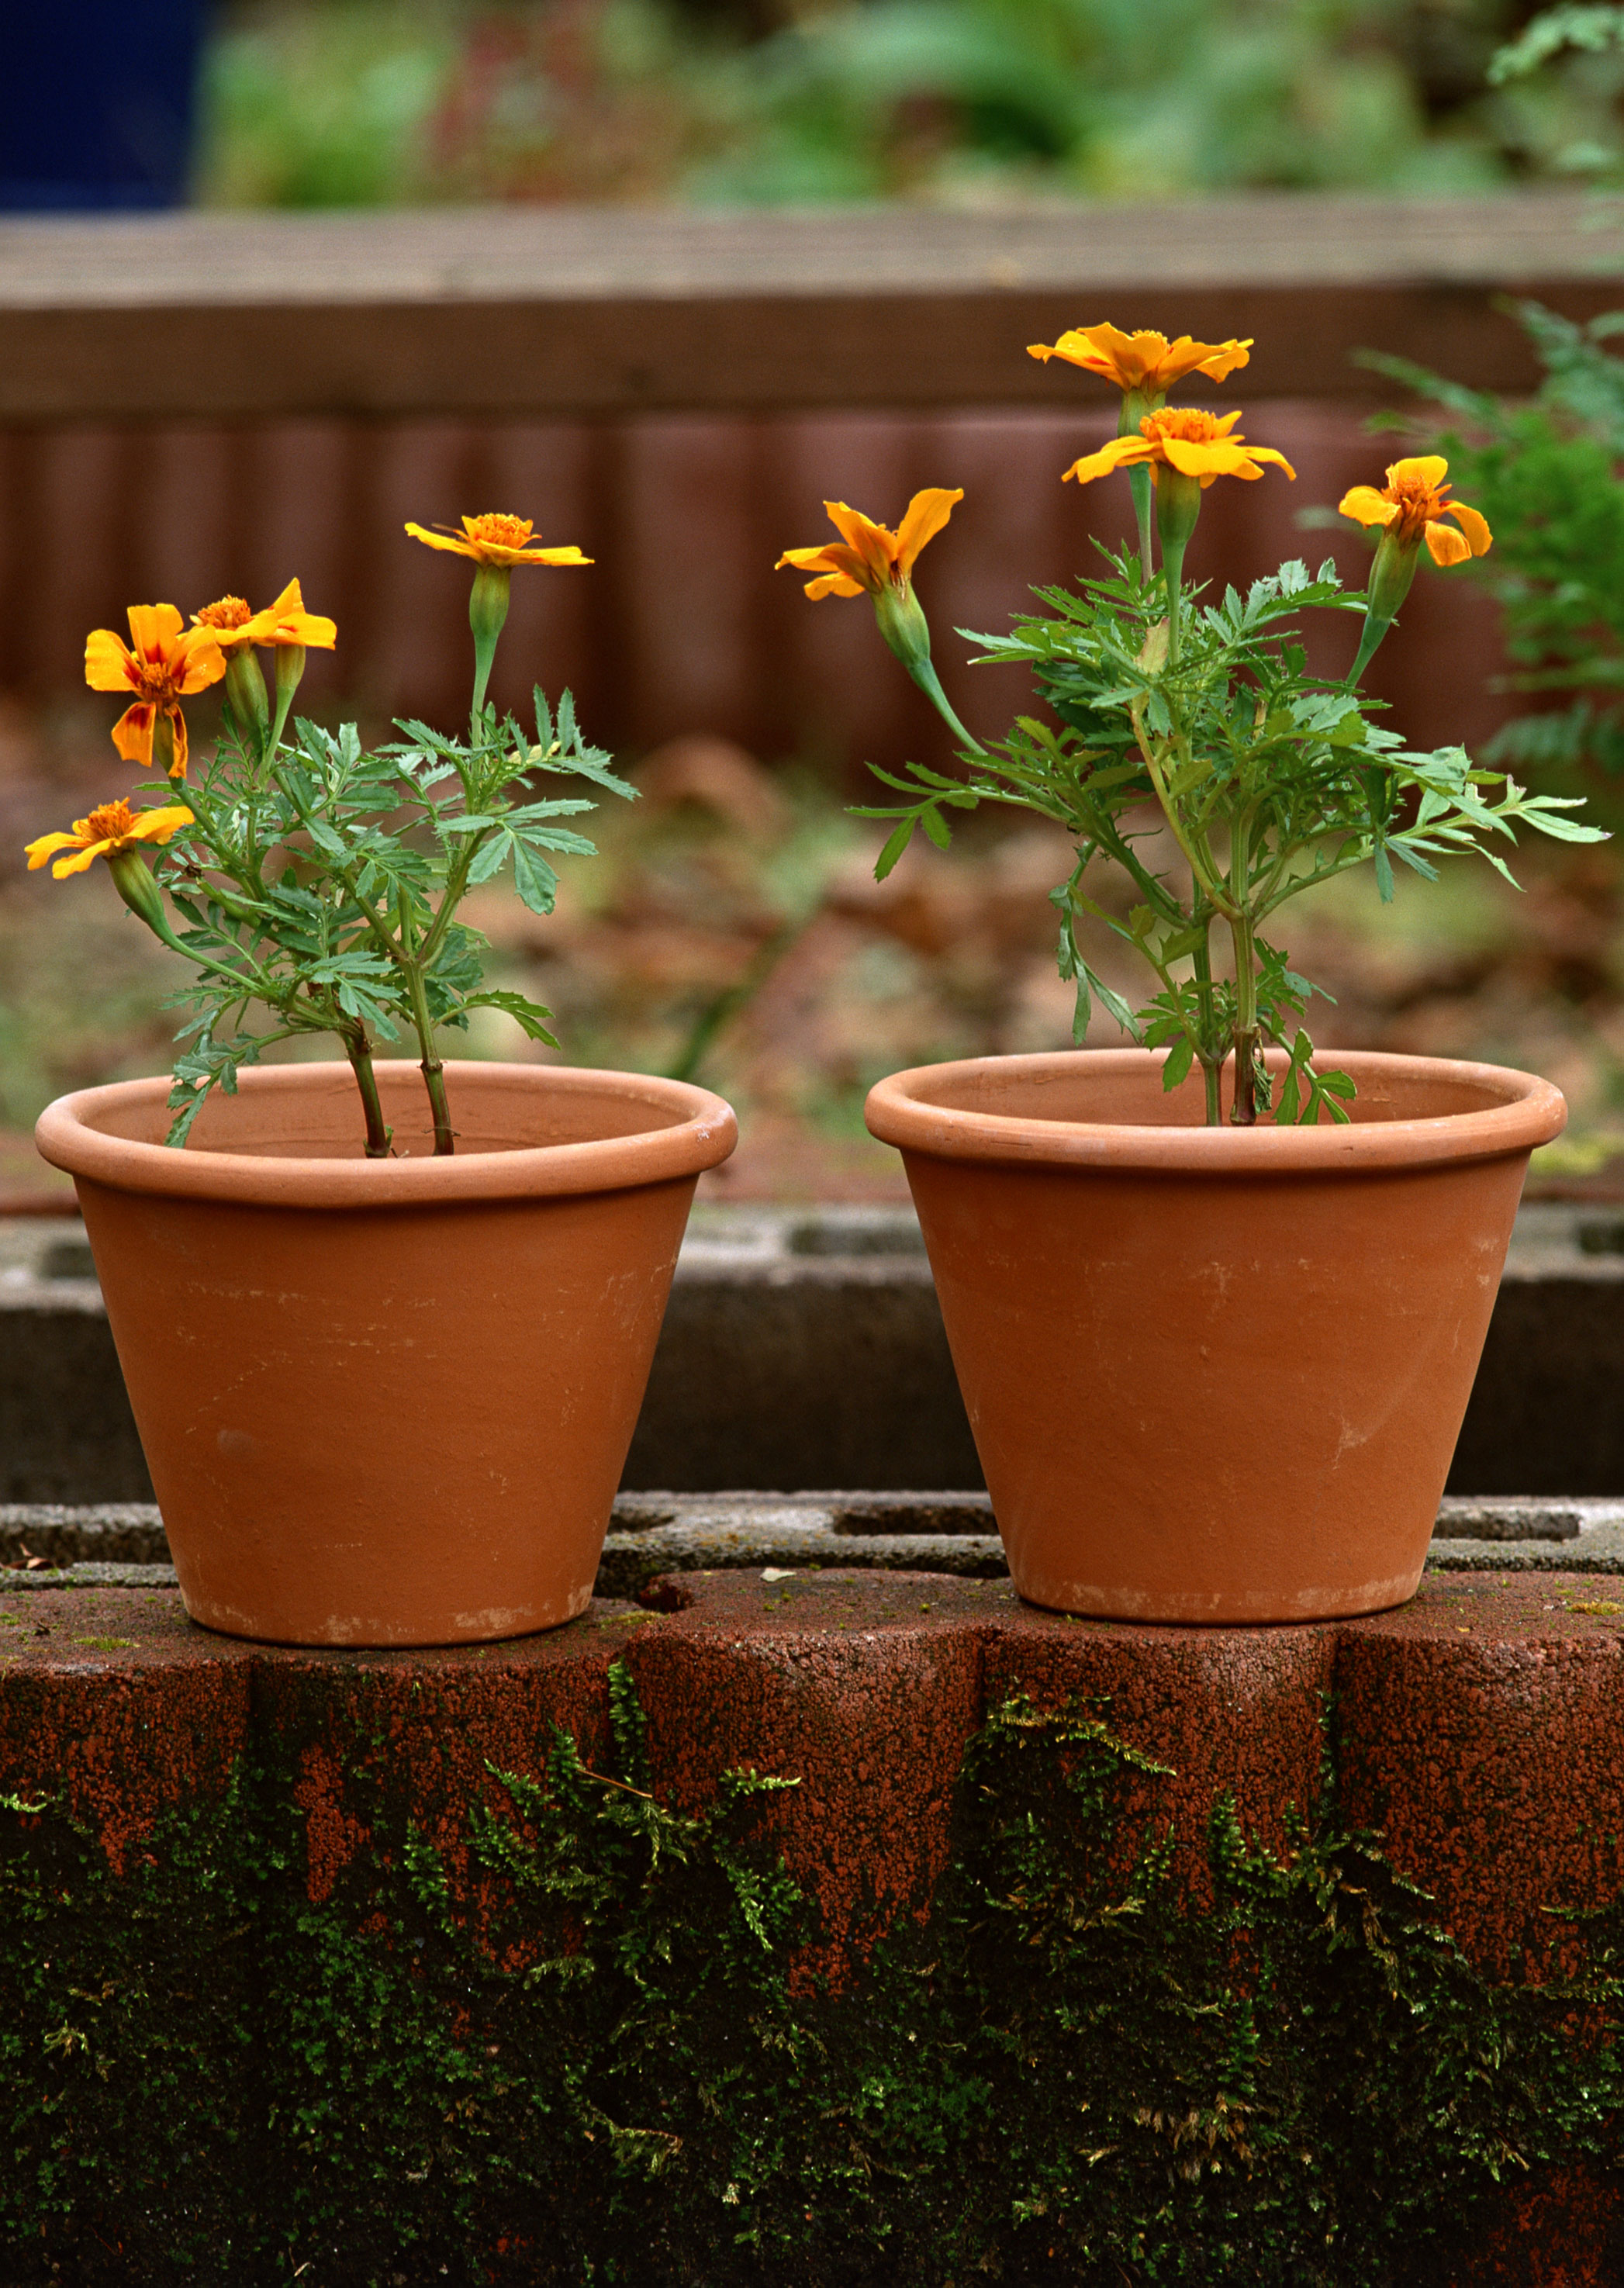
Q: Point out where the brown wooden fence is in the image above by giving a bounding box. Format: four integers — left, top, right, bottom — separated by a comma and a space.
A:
0, 195, 1606, 774
0, 402, 1508, 774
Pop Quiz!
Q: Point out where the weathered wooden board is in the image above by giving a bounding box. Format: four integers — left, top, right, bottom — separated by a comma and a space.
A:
0, 195, 1611, 420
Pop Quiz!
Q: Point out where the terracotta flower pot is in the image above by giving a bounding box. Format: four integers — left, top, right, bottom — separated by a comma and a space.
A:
865, 1048, 1564, 1625
35, 1060, 735, 1647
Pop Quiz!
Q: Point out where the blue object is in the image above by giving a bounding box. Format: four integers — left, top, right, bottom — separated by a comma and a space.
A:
0, 0, 209, 210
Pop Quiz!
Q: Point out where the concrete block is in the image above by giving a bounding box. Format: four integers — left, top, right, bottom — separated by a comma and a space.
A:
0, 1201, 1620, 1502
2, 1492, 1620, 1601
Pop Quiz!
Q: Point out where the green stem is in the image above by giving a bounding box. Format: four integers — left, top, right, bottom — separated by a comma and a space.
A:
397, 902, 454, 1154
907, 658, 984, 755
1128, 464, 1156, 583
1161, 534, 1187, 670
1190, 918, 1222, 1128
1132, 717, 1233, 918
1227, 816, 1259, 1128
1118, 389, 1158, 582
412, 843, 477, 972
469, 565, 511, 729
1346, 610, 1393, 690
342, 1030, 392, 1158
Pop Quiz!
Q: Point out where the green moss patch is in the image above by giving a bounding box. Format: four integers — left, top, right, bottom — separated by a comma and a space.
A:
2, 1668, 1621, 2285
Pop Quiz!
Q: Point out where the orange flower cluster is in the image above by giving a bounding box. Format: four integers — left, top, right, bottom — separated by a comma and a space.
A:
35, 510, 590, 900
1065, 406, 1296, 492
26, 798, 194, 880
773, 320, 1494, 720
404, 513, 592, 569
775, 492, 962, 600
192, 577, 337, 654
85, 605, 225, 782
32, 576, 339, 896
1338, 456, 1492, 568
1028, 323, 1253, 397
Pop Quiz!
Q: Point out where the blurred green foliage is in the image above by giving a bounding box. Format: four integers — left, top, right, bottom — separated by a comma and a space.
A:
196, 0, 1592, 208
1371, 304, 1624, 822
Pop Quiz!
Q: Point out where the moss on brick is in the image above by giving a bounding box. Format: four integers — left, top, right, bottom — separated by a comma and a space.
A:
2, 1668, 1622, 2286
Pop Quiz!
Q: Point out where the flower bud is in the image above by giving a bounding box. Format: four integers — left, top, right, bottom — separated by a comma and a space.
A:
223, 648, 270, 742
275, 642, 307, 716
1366, 526, 1423, 628
872, 580, 933, 677
1155, 468, 1203, 562
468, 564, 513, 719
104, 846, 169, 938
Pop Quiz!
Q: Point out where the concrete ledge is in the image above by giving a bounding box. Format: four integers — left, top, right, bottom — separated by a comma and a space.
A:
2, 1491, 1618, 1600
2, 1202, 1622, 1502
4, 1568, 1624, 2280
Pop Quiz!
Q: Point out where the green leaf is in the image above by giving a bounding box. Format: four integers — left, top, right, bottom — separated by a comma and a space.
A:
511, 840, 559, 917
461, 989, 560, 1045
467, 831, 510, 887
1080, 961, 1141, 1041
873, 819, 917, 880
1160, 1036, 1194, 1091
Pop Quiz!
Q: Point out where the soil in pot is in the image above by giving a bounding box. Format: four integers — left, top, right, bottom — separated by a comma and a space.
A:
864, 1047, 1564, 1625
35, 1059, 736, 1647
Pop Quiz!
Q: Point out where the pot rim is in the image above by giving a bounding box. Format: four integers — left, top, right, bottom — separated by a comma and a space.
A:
36, 1059, 737, 1208
864, 1047, 1566, 1174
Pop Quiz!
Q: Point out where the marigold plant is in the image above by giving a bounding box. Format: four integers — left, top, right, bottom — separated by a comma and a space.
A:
780, 324, 1605, 1125
31, 520, 626, 1153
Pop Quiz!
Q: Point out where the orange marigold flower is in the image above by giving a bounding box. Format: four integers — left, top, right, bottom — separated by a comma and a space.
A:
84, 604, 226, 779
25, 798, 194, 880
1028, 325, 1253, 396
1065, 408, 1295, 491
1337, 456, 1491, 568
775, 490, 962, 600
193, 579, 337, 651
403, 513, 593, 569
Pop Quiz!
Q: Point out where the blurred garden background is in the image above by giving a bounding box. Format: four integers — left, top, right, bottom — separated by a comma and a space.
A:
2, 0, 1624, 1201
195, 0, 1624, 208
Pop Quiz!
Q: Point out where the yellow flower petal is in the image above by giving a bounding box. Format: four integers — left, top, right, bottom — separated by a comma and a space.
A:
1387, 455, 1451, 493
1063, 437, 1150, 486
405, 522, 472, 556
24, 831, 81, 871
894, 489, 964, 576
804, 570, 866, 600
110, 702, 157, 766
1028, 324, 1252, 393
54, 842, 109, 877
126, 603, 186, 660
823, 503, 895, 589
131, 804, 195, 844
1338, 486, 1400, 530
1424, 520, 1473, 569
1342, 457, 1491, 569
777, 493, 959, 600
174, 632, 226, 692
85, 628, 136, 693
1446, 500, 1492, 557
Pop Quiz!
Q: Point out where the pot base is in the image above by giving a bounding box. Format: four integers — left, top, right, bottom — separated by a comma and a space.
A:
38, 1061, 737, 1647
868, 1048, 1567, 1626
